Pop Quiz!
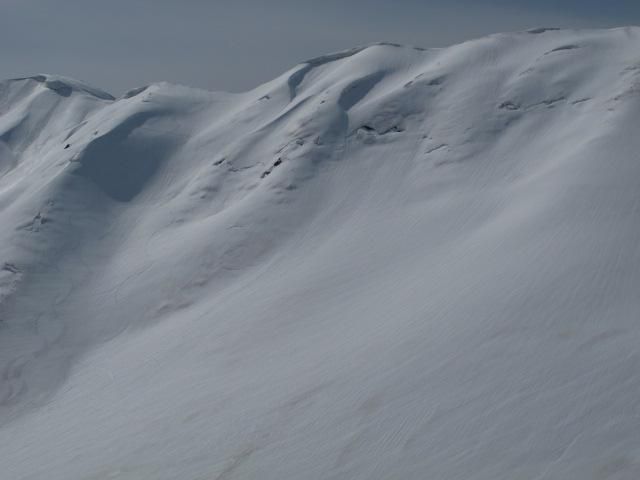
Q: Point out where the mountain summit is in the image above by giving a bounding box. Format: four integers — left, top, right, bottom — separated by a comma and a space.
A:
2, 28, 640, 479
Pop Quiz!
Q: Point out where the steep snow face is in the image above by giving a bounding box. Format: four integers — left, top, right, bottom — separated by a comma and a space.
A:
2, 27, 640, 479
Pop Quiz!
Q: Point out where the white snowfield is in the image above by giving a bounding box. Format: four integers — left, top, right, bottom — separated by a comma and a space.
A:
1, 27, 640, 479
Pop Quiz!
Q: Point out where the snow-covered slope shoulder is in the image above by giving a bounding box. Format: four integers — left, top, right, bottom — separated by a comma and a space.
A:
2, 27, 640, 479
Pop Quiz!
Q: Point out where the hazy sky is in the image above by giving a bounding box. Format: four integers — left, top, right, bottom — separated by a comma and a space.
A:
2, 0, 639, 95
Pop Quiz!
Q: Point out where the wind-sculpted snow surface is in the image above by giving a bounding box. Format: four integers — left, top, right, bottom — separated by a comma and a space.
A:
2, 28, 640, 479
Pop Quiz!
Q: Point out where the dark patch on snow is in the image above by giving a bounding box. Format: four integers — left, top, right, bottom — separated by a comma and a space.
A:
499, 101, 520, 111
22, 212, 49, 232
356, 124, 404, 137
425, 144, 448, 154
260, 158, 283, 179
527, 27, 561, 34
428, 76, 446, 86
64, 144, 70, 150
538, 96, 566, 107
367, 42, 426, 52
546, 45, 580, 54
228, 164, 255, 173
521, 97, 567, 110
1, 263, 19, 274
405, 74, 444, 89
63, 121, 88, 142
122, 86, 149, 99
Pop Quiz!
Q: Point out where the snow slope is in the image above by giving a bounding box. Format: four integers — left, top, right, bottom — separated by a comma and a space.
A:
2, 27, 640, 479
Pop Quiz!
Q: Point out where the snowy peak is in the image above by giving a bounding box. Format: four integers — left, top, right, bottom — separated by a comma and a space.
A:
2, 28, 640, 480
3, 74, 114, 101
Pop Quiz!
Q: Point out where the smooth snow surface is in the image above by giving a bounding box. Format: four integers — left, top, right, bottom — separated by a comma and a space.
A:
2, 28, 640, 479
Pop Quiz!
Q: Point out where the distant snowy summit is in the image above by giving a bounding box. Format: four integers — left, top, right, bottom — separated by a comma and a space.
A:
6, 73, 115, 100
2, 27, 640, 480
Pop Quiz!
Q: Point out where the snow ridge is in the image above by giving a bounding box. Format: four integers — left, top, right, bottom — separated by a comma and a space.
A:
6, 74, 115, 100
2, 27, 640, 480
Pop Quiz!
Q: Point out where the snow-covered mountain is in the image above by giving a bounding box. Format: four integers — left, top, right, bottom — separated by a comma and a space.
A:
2, 27, 640, 479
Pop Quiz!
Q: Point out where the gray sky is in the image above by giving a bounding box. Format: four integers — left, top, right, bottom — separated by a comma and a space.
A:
1, 0, 639, 95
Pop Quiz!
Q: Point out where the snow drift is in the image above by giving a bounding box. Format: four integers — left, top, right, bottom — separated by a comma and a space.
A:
2, 27, 640, 479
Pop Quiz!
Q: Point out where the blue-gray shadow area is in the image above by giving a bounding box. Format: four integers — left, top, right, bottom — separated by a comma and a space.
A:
71, 112, 179, 202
